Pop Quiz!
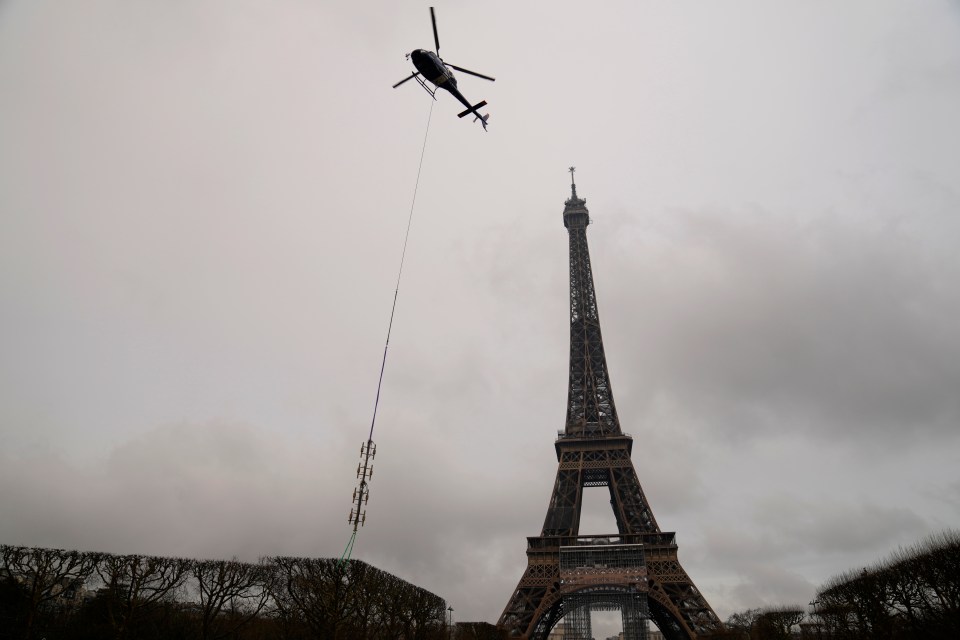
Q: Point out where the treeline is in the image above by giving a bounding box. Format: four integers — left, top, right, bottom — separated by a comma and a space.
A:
451, 622, 505, 640
0, 545, 447, 640
719, 606, 806, 640
720, 530, 960, 639
812, 530, 959, 639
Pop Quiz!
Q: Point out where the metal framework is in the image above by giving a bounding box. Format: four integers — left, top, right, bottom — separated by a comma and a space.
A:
559, 589, 650, 640
558, 543, 650, 640
498, 171, 724, 640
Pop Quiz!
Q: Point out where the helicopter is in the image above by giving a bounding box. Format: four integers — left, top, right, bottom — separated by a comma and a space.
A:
392, 7, 495, 131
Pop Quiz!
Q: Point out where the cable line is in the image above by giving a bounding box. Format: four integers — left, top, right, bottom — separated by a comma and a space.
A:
340, 100, 434, 565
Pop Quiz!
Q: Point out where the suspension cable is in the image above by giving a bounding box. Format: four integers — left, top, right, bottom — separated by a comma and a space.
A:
340, 100, 434, 565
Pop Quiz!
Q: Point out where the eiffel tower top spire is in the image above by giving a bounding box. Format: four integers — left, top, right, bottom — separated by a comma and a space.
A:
562, 169, 620, 436
564, 166, 588, 224
568, 166, 580, 200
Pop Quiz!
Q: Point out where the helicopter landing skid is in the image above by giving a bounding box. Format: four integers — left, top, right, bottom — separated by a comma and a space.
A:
414, 74, 437, 100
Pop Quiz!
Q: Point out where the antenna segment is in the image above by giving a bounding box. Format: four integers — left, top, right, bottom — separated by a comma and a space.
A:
340, 100, 435, 565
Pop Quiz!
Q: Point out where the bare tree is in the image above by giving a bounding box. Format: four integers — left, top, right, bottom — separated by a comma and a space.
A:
407, 584, 446, 640
344, 559, 381, 640
754, 606, 805, 640
724, 607, 761, 639
265, 557, 448, 640
814, 530, 960, 640
0, 545, 453, 639
192, 557, 275, 640
910, 531, 960, 639
453, 622, 508, 640
93, 553, 191, 639
270, 557, 362, 639
0, 545, 97, 640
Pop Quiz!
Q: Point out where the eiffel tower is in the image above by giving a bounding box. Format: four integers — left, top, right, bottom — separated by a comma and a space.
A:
497, 170, 724, 640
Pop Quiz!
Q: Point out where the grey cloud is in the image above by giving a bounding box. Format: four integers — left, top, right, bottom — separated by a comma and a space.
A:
0, 423, 341, 560
748, 495, 930, 556
695, 498, 929, 618
700, 495, 929, 570
726, 564, 816, 613
925, 480, 960, 516
598, 206, 960, 444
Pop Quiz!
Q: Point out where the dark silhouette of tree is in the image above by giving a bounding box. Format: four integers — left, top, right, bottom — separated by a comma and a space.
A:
813, 530, 960, 640
270, 557, 360, 638
0, 545, 448, 640
193, 557, 275, 640
0, 572, 29, 640
722, 606, 803, 640
754, 606, 805, 639
0, 545, 97, 640
93, 553, 191, 639
453, 621, 508, 639
723, 607, 761, 638
267, 557, 446, 640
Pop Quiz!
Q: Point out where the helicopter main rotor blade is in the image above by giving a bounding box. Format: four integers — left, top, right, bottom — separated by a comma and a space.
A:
392, 72, 419, 88
430, 7, 440, 54
446, 63, 496, 82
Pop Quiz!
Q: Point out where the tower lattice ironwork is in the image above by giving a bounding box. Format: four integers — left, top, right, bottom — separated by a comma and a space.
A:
497, 170, 724, 640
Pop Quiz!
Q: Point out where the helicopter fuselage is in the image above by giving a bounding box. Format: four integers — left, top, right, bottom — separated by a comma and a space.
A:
410, 49, 458, 90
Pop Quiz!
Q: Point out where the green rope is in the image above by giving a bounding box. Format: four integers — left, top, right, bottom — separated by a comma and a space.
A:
338, 530, 357, 567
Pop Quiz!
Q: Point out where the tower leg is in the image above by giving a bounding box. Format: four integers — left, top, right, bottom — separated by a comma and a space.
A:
621, 593, 648, 640
566, 599, 590, 640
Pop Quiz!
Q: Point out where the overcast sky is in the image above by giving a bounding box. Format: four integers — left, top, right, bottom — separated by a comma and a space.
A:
2, 0, 959, 633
